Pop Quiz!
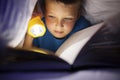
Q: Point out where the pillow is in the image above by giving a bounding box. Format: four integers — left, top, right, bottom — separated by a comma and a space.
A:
83, 0, 120, 24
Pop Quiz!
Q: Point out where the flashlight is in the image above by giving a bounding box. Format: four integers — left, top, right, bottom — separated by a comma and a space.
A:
27, 16, 46, 38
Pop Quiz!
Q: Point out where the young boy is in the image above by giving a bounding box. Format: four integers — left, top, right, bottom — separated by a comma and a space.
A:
24, 0, 91, 52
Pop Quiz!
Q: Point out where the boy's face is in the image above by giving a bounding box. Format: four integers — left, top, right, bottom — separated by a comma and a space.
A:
45, 0, 80, 38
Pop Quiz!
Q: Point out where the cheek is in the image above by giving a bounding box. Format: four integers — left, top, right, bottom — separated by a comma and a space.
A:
45, 18, 54, 29
64, 22, 75, 32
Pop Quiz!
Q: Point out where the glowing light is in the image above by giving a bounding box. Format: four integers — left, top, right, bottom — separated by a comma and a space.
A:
27, 16, 46, 38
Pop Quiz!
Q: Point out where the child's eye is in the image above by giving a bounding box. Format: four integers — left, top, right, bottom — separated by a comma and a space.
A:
64, 18, 73, 21
48, 15, 55, 18
65, 18, 73, 20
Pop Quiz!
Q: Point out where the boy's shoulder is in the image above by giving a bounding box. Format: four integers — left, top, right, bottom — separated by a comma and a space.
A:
77, 16, 91, 24
75, 15, 91, 30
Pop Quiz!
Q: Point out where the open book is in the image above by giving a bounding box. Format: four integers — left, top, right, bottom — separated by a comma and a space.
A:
0, 22, 104, 71
55, 22, 104, 65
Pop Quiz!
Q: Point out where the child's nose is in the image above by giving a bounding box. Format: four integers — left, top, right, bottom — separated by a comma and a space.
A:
56, 19, 64, 28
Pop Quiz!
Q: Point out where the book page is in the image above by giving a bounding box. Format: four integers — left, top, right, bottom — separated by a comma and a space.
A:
55, 22, 104, 65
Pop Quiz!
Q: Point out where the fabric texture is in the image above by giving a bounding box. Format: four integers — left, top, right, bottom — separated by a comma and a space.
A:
83, 0, 120, 24
0, 0, 37, 47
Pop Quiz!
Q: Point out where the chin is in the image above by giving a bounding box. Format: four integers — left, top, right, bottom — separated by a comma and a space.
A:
54, 35, 66, 39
